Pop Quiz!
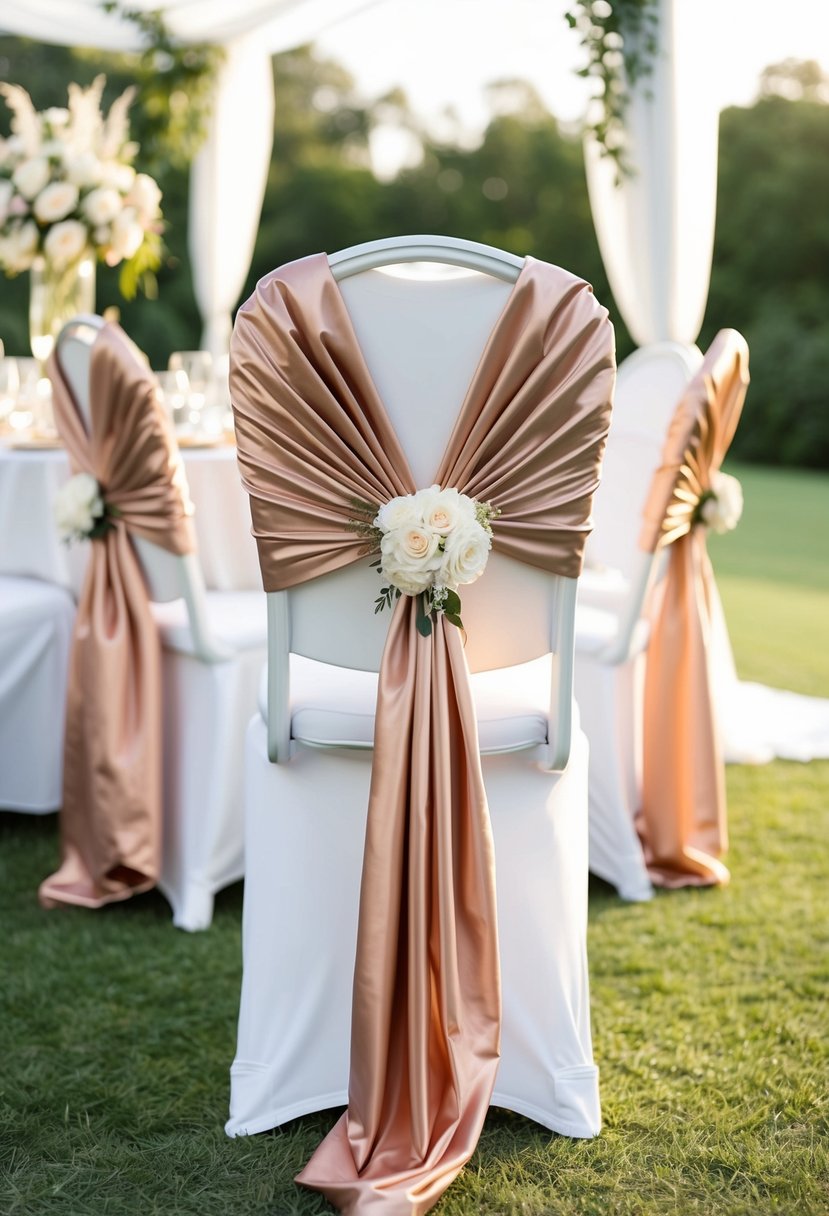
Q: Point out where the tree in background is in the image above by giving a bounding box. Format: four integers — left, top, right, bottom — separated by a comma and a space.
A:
0, 38, 827, 468
703, 60, 829, 468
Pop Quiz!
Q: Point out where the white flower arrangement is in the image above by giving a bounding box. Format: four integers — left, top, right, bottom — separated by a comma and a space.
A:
696, 471, 744, 535
353, 485, 499, 636
54, 473, 118, 543
0, 77, 162, 295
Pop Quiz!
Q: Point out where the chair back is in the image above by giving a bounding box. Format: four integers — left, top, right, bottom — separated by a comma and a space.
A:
581, 341, 702, 665
586, 341, 702, 579
264, 237, 585, 767
56, 317, 228, 661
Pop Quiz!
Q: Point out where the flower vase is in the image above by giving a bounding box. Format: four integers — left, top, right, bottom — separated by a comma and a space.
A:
29, 253, 96, 371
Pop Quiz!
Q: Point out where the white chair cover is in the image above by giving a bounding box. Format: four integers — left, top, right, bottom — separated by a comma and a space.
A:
0, 575, 75, 812
575, 343, 702, 899
226, 250, 610, 1150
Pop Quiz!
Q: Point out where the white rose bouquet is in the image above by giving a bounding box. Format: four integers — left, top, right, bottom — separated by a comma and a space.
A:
54, 473, 119, 543
0, 76, 162, 296
353, 485, 499, 636
695, 471, 744, 535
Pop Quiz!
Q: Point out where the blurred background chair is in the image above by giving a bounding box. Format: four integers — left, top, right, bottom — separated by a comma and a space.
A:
54, 318, 266, 929
575, 333, 749, 897
575, 342, 702, 900
0, 575, 75, 813
226, 235, 614, 1142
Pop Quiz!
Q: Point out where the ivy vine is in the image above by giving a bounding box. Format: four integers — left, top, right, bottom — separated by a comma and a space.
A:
564, 0, 659, 177
101, 3, 225, 170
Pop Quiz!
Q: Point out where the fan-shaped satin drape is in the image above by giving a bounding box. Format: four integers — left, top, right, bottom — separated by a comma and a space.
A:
638, 329, 749, 888
39, 324, 195, 910
231, 253, 615, 1215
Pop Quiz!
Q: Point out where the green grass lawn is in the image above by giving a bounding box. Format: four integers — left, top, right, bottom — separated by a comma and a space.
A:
1, 463, 828, 1215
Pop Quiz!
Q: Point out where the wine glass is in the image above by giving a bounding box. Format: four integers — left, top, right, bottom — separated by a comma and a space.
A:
155, 369, 191, 430
168, 351, 213, 431
0, 357, 21, 429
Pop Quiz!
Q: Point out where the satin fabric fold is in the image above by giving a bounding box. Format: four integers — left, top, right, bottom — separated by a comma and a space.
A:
230, 253, 615, 1215
39, 323, 195, 910
638, 329, 749, 888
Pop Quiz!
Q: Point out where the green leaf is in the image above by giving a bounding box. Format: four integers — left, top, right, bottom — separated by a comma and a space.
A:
443, 589, 461, 615
444, 613, 464, 630
416, 593, 432, 637
416, 615, 432, 637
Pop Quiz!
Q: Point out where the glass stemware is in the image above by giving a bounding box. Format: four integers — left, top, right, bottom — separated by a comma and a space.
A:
168, 351, 213, 431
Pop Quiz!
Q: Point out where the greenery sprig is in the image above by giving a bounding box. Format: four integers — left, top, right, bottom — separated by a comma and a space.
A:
101, 3, 225, 170
564, 0, 659, 177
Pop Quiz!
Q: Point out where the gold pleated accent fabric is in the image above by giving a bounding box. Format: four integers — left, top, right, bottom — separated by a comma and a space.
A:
39, 323, 195, 910
638, 329, 749, 888
231, 253, 615, 1215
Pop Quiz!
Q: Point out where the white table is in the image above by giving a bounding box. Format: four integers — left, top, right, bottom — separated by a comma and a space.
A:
0, 442, 261, 595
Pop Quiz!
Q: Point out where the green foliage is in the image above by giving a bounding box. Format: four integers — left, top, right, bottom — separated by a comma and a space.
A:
564, 0, 659, 176
703, 95, 829, 469
100, 3, 225, 171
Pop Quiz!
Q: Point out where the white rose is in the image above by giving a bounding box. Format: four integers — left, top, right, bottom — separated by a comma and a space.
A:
0, 179, 12, 224
12, 157, 50, 201
415, 485, 475, 535
100, 161, 135, 193
439, 520, 492, 588
33, 180, 79, 223
701, 472, 743, 534
380, 526, 440, 596
127, 171, 162, 218
65, 152, 102, 189
44, 219, 89, 268
375, 494, 424, 533
0, 220, 39, 272
106, 206, 144, 264
83, 186, 122, 226
8, 194, 29, 217
54, 473, 103, 541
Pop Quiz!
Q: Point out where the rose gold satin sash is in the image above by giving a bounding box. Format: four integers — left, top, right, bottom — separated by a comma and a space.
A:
231, 253, 614, 1214
638, 329, 749, 888
39, 323, 195, 910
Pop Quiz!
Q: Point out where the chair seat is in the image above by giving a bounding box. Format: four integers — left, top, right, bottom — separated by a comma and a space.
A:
152, 591, 268, 656
258, 654, 554, 754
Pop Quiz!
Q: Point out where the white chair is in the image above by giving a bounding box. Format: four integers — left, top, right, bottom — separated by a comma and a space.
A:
56, 317, 267, 930
574, 342, 702, 900
226, 235, 607, 1141
0, 575, 75, 812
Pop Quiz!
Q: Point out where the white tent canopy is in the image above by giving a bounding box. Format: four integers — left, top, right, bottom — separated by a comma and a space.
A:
0, 0, 382, 356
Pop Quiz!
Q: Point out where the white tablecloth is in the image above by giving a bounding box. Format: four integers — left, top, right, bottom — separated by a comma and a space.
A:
0, 443, 261, 594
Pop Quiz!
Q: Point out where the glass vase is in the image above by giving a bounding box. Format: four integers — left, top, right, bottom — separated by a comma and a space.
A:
29, 252, 96, 371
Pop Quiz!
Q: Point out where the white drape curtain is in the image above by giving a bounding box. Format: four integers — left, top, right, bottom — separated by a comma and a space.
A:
187, 35, 274, 359
583, 0, 719, 347
0, 0, 380, 355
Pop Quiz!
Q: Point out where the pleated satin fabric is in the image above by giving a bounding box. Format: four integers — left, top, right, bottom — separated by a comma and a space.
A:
39, 323, 195, 910
231, 253, 615, 1215
638, 329, 749, 888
